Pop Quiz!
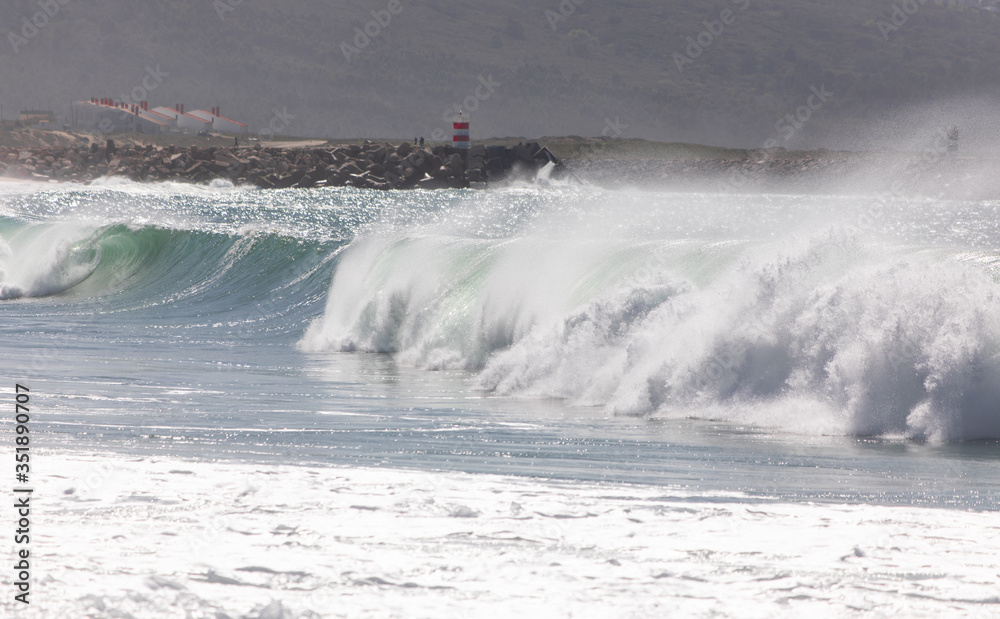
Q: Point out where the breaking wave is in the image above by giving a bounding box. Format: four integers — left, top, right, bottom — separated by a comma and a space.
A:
302, 191, 1000, 441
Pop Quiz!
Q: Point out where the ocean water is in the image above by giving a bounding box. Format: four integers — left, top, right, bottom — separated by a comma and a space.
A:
1, 177, 999, 617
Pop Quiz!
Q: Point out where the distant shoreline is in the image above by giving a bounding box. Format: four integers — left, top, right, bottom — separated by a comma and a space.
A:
1, 130, 995, 198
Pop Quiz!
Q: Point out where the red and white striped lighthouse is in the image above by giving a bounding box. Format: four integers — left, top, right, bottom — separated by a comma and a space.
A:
453, 113, 469, 149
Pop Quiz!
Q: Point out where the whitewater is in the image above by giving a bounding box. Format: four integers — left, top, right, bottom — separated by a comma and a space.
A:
0, 176, 998, 618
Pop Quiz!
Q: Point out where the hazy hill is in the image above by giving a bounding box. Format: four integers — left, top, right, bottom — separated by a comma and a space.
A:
1, 0, 998, 148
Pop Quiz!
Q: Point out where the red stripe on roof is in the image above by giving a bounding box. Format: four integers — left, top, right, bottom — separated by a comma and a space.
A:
215, 115, 247, 127
190, 109, 248, 128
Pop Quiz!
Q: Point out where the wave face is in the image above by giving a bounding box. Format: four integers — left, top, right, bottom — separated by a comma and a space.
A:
0, 181, 368, 341
302, 189, 1000, 441
0, 218, 336, 322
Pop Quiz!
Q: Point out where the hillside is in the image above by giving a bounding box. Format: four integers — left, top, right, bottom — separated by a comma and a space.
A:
1, 0, 998, 148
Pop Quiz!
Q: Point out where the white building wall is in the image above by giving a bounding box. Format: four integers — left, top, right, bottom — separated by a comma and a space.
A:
140, 109, 176, 131
152, 107, 211, 132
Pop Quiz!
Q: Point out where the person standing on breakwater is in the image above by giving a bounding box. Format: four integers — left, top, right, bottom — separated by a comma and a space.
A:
419, 137, 424, 147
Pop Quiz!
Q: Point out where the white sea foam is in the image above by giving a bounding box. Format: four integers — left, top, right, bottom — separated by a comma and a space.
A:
302, 191, 1000, 441
9, 450, 999, 618
87, 175, 242, 195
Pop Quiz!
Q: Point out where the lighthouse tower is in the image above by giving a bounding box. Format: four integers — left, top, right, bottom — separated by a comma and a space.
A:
453, 113, 469, 149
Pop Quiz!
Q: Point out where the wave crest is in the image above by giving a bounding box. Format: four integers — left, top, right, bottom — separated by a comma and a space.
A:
0, 223, 102, 299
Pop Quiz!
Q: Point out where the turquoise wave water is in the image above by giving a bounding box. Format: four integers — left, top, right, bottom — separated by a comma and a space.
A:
0, 219, 340, 333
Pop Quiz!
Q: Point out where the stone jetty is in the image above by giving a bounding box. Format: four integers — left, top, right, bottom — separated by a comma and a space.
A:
0, 139, 561, 189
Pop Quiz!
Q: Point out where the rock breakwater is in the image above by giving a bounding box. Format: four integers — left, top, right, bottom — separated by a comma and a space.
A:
0, 140, 559, 189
